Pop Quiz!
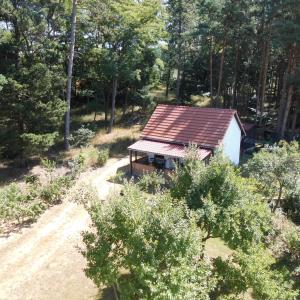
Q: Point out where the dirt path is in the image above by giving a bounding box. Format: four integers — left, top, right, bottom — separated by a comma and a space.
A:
0, 157, 129, 300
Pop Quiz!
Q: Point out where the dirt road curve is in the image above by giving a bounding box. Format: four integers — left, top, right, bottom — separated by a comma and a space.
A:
0, 157, 129, 300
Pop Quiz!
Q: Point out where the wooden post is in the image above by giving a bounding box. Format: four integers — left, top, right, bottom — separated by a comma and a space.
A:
130, 150, 133, 175
135, 151, 137, 161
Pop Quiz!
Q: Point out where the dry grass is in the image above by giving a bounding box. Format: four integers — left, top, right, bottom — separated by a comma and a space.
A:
63, 125, 141, 161
190, 95, 212, 107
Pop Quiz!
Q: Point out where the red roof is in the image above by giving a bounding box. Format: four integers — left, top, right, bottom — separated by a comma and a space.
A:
128, 140, 211, 159
141, 104, 245, 149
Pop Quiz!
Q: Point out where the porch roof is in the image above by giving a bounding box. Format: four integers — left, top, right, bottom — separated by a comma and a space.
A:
128, 139, 212, 160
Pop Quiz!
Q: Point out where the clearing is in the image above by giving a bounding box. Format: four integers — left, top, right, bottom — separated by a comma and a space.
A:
0, 157, 128, 300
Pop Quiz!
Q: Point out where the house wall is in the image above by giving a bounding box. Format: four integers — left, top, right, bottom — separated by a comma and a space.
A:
222, 117, 242, 165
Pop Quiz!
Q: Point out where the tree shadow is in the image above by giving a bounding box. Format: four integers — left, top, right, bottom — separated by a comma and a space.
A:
0, 157, 41, 186
97, 136, 137, 159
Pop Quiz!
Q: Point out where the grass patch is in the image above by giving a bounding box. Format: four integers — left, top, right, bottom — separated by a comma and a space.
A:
204, 238, 233, 259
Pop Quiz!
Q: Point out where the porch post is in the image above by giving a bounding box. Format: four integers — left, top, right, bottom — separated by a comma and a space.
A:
130, 150, 133, 175
135, 151, 137, 161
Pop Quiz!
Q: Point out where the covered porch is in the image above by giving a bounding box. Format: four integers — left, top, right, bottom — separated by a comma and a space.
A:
128, 140, 211, 176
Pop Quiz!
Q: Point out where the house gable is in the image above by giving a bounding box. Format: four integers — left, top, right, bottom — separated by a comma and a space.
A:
222, 116, 242, 164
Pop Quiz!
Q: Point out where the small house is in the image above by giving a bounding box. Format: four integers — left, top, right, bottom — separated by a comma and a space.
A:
128, 104, 245, 175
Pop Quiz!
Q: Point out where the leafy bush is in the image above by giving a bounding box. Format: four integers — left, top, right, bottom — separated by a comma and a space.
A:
97, 147, 109, 166
68, 147, 109, 174
213, 245, 299, 300
68, 153, 86, 177
0, 183, 45, 224
244, 141, 300, 213
81, 147, 99, 167
21, 132, 59, 155
68, 125, 95, 147
82, 183, 214, 299
138, 170, 166, 193
24, 174, 39, 185
40, 176, 73, 205
171, 149, 272, 249
109, 170, 126, 184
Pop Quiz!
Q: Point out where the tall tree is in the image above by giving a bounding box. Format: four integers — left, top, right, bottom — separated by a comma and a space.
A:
64, 0, 78, 150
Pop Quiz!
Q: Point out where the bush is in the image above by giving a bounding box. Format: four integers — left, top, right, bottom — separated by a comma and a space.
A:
68, 125, 95, 147
97, 147, 109, 166
21, 132, 59, 156
138, 170, 165, 193
68, 147, 109, 174
82, 183, 214, 299
68, 153, 86, 177
24, 174, 39, 185
109, 170, 126, 184
40, 176, 73, 205
0, 183, 45, 224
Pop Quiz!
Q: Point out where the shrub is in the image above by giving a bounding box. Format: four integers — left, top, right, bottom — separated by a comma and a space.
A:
68, 125, 95, 147
81, 147, 100, 168
0, 183, 45, 224
40, 176, 73, 205
21, 132, 59, 155
68, 153, 86, 177
0, 183, 26, 223
109, 170, 125, 184
138, 170, 165, 193
24, 174, 39, 185
82, 183, 214, 299
97, 147, 109, 166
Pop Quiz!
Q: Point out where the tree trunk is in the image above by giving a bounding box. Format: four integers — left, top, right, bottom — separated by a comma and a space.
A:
231, 45, 239, 108
216, 36, 227, 107
165, 67, 171, 97
176, 68, 181, 104
64, 0, 77, 150
104, 89, 109, 123
209, 37, 214, 106
122, 88, 128, 118
108, 77, 118, 133
278, 43, 299, 139
291, 99, 300, 137
273, 184, 283, 212
175, 1, 182, 104
258, 38, 271, 125
277, 68, 288, 135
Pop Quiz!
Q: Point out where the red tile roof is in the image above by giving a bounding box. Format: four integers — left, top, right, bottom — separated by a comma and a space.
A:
141, 104, 245, 149
128, 140, 212, 159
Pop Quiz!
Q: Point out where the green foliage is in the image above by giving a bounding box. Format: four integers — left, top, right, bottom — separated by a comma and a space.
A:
24, 174, 39, 185
82, 183, 215, 299
214, 245, 298, 300
21, 132, 59, 156
41, 158, 57, 177
245, 141, 300, 213
40, 176, 73, 205
97, 147, 109, 167
0, 74, 7, 91
0, 183, 45, 224
68, 126, 95, 148
138, 171, 166, 193
68, 153, 86, 177
109, 170, 126, 184
171, 148, 272, 249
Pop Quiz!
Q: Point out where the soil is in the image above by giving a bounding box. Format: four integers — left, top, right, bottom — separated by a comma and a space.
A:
0, 157, 129, 300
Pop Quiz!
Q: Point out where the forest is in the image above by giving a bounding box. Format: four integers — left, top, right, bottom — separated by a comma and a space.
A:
0, 0, 300, 299
0, 0, 299, 158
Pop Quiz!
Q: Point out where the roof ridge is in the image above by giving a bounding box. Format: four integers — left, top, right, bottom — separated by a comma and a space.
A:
156, 104, 237, 113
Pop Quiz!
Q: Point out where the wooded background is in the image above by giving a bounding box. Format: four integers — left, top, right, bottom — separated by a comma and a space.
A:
0, 0, 299, 158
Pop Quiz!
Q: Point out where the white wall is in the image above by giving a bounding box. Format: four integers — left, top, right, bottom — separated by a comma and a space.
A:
222, 117, 241, 165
